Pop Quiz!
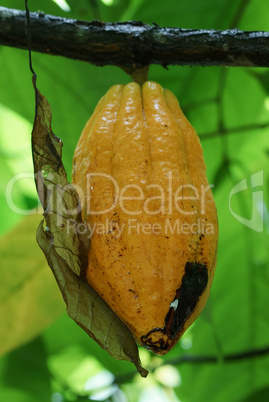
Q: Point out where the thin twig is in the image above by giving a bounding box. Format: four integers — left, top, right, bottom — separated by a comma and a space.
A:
164, 345, 269, 366
114, 345, 269, 384
200, 122, 269, 139
24, 0, 36, 77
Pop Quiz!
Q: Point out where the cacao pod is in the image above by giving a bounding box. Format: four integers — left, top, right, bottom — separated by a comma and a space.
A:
72, 81, 218, 355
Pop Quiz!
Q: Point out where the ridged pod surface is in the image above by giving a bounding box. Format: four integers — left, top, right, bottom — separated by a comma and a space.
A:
72, 81, 218, 355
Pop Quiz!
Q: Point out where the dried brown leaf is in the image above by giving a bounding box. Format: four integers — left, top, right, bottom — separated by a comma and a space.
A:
31, 81, 148, 377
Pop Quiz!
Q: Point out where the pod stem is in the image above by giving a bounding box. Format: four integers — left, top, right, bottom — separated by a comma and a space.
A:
122, 65, 149, 85
131, 66, 149, 85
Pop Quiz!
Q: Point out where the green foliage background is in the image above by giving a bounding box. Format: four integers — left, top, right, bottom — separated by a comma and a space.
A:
0, 0, 268, 401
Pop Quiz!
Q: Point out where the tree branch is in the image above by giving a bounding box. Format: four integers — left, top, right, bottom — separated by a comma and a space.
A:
164, 345, 269, 366
114, 345, 269, 384
1, 6, 269, 69
200, 121, 269, 139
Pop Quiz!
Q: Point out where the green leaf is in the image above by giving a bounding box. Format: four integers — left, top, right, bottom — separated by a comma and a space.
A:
0, 103, 38, 235
51, 0, 71, 12
0, 389, 36, 402
241, 387, 269, 402
32, 84, 148, 377
0, 214, 65, 358
0, 337, 51, 402
250, 71, 269, 96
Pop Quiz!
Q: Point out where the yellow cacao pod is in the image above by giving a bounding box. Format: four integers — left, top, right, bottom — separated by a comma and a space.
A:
72, 81, 218, 355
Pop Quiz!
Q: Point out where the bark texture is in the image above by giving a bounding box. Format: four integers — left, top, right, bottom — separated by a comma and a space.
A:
1, 6, 269, 68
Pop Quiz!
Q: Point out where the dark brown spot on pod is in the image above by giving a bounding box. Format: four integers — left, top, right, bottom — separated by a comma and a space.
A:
141, 262, 208, 352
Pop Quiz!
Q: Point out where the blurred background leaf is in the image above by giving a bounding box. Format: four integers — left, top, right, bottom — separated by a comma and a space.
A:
0, 0, 268, 401
0, 214, 65, 358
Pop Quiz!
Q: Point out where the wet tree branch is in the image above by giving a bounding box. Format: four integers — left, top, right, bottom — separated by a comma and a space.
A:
1, 6, 269, 69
